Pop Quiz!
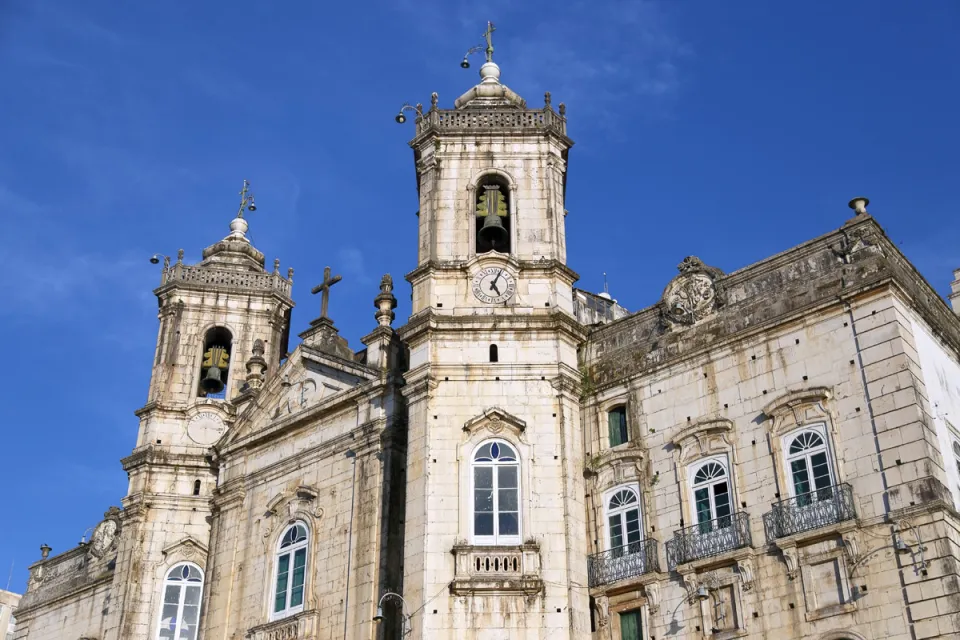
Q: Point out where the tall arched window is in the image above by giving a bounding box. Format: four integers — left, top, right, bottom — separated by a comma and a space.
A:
691, 459, 732, 532
157, 563, 204, 640
198, 326, 232, 399
272, 523, 308, 619
606, 487, 642, 556
475, 176, 511, 254
472, 440, 520, 544
786, 428, 834, 504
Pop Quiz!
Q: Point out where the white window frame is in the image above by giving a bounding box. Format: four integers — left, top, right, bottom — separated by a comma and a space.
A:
603, 484, 643, 552
270, 522, 309, 621
687, 456, 733, 525
782, 424, 835, 498
470, 439, 522, 545
155, 562, 204, 640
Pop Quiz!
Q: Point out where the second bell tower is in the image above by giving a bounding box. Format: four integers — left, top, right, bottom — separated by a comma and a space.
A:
398, 23, 590, 639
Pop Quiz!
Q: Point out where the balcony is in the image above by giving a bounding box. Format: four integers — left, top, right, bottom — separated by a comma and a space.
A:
450, 543, 543, 595
666, 512, 752, 569
762, 483, 856, 541
587, 539, 660, 587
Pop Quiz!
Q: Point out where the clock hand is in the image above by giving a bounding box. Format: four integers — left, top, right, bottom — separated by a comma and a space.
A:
489, 279, 501, 296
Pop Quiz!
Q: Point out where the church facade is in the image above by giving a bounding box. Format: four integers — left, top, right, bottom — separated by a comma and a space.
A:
13, 34, 960, 640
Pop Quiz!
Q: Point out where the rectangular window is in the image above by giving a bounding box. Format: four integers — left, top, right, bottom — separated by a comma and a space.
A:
608, 407, 629, 447
619, 609, 642, 640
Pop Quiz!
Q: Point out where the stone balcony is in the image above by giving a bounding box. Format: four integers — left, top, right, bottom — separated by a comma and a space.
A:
666, 512, 752, 569
450, 543, 543, 596
245, 610, 319, 640
587, 538, 660, 588
414, 106, 567, 138
762, 483, 857, 541
160, 263, 292, 297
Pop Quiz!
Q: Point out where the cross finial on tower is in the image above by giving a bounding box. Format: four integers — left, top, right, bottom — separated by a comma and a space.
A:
311, 266, 342, 321
484, 21, 496, 63
237, 179, 257, 219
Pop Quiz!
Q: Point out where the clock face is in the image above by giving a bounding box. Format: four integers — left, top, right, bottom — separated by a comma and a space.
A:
472, 267, 517, 304
91, 520, 117, 556
187, 411, 226, 445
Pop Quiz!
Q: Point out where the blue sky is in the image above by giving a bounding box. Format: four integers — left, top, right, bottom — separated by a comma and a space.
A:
0, 1, 957, 592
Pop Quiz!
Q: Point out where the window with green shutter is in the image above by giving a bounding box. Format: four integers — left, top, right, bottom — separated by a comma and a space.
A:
608, 406, 629, 447
619, 609, 642, 640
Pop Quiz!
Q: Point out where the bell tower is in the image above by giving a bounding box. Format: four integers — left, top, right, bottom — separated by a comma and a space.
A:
104, 183, 295, 639
398, 24, 590, 638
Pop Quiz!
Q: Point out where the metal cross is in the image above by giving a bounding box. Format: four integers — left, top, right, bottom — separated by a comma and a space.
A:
483, 21, 496, 62
311, 266, 342, 320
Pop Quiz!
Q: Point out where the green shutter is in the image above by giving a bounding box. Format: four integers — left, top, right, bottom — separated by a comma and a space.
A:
609, 409, 626, 447
619, 610, 642, 640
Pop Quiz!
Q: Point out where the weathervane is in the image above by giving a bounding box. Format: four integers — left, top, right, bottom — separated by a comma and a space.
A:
461, 21, 495, 68
236, 179, 257, 219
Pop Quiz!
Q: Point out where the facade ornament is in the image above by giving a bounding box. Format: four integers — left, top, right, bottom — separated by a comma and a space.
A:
273, 258, 280, 273
544, 91, 551, 107
645, 581, 661, 613
835, 226, 883, 263
781, 546, 799, 580
374, 274, 398, 328
311, 266, 343, 321
736, 558, 755, 591
842, 532, 860, 568
848, 196, 869, 216
431, 92, 439, 110
415, 103, 423, 117
660, 256, 725, 329
176, 249, 184, 264
245, 339, 268, 391
594, 595, 609, 627
559, 102, 566, 116
287, 266, 294, 281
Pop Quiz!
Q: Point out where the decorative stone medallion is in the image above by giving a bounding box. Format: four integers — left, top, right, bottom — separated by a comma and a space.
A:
660, 256, 724, 328
90, 518, 119, 558
187, 411, 226, 445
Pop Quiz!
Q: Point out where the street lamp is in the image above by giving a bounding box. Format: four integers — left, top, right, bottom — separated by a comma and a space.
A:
394, 103, 420, 124
373, 592, 411, 636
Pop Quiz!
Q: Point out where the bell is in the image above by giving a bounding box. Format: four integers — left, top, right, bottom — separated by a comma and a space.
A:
479, 211, 508, 248
247, 201, 257, 212
201, 366, 225, 394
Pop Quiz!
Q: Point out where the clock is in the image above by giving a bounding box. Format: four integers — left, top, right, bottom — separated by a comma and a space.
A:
187, 411, 226, 445
472, 267, 517, 304
90, 519, 118, 557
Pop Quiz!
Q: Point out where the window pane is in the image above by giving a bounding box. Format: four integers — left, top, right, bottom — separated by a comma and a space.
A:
159, 603, 179, 639
498, 487, 518, 511
791, 459, 811, 497
274, 553, 290, 612
499, 512, 519, 536
695, 488, 712, 525
179, 603, 200, 639
291, 549, 306, 607
475, 513, 494, 536
474, 466, 493, 488
474, 489, 494, 512
609, 515, 624, 549
498, 465, 518, 488
714, 482, 731, 522
183, 585, 201, 607
625, 509, 642, 543
164, 584, 182, 605
811, 452, 832, 490
619, 610, 642, 640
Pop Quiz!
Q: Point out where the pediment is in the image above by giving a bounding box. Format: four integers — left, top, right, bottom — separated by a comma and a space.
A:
161, 536, 208, 563
463, 407, 526, 438
763, 386, 832, 418
671, 418, 734, 465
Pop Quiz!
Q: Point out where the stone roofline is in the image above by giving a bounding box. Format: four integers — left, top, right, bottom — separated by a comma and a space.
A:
154, 261, 294, 301
581, 214, 960, 391
409, 104, 570, 146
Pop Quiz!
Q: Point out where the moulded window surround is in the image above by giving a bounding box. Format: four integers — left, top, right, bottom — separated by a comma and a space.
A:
271, 522, 308, 620
688, 457, 733, 531
156, 562, 204, 640
608, 405, 629, 447
783, 424, 836, 503
604, 484, 643, 554
471, 439, 521, 545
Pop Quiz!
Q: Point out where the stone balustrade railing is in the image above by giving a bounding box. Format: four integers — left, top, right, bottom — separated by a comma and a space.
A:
161, 264, 292, 297
416, 108, 567, 137
450, 543, 543, 595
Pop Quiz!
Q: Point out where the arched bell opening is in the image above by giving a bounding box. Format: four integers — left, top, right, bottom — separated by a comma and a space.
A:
475, 175, 511, 255
198, 326, 232, 399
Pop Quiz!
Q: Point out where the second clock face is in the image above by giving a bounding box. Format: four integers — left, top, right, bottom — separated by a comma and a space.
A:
472, 267, 517, 304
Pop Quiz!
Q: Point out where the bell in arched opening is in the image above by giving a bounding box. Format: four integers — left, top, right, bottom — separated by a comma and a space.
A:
476, 181, 511, 254
198, 327, 232, 398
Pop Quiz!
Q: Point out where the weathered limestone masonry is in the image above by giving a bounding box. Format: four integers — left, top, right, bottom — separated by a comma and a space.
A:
14, 26, 960, 640
580, 205, 960, 639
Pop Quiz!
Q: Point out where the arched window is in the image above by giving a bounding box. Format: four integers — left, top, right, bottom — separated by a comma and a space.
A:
786, 428, 834, 504
606, 487, 642, 555
691, 459, 732, 532
198, 326, 232, 399
489, 344, 499, 363
192, 480, 201, 496
608, 406, 628, 447
475, 176, 511, 254
472, 440, 520, 544
157, 563, 204, 640
272, 523, 308, 619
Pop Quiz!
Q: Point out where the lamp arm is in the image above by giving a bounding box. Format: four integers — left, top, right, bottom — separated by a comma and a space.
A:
462, 45, 485, 59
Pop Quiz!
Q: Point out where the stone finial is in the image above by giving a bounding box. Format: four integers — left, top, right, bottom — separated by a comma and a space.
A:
374, 274, 398, 328
544, 91, 552, 107
163, 255, 171, 269
848, 197, 870, 216
177, 249, 184, 264
677, 256, 706, 273
431, 92, 439, 109
415, 103, 423, 116
273, 258, 280, 273
245, 339, 268, 391
287, 267, 294, 282
559, 102, 566, 116
40, 543, 52, 559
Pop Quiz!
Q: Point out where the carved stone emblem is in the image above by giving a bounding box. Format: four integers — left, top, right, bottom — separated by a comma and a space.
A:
661, 256, 724, 328
90, 518, 119, 558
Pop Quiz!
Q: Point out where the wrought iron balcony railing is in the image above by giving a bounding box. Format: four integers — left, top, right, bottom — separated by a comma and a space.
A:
666, 512, 751, 569
587, 539, 660, 587
762, 483, 856, 541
